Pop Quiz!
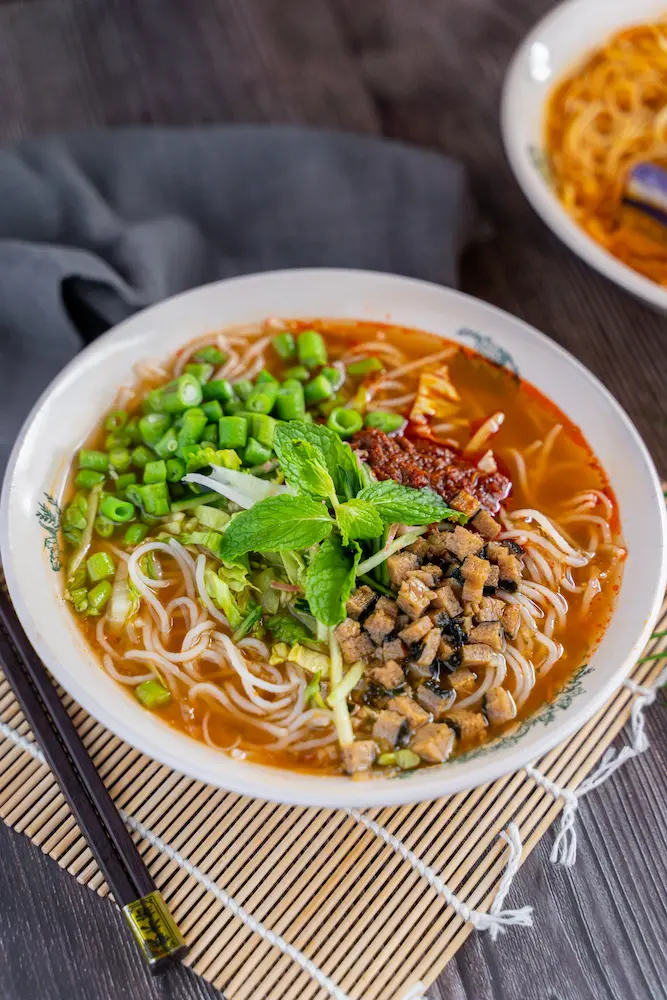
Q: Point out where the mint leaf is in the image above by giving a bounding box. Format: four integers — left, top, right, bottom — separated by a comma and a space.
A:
265, 613, 313, 644
272, 436, 336, 502
305, 535, 360, 627
357, 480, 467, 525
220, 494, 333, 564
335, 499, 384, 546
275, 421, 360, 500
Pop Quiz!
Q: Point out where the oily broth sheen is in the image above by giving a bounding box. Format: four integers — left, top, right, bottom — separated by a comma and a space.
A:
71, 320, 623, 774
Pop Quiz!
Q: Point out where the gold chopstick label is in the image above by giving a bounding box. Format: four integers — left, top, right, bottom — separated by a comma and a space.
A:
123, 890, 187, 967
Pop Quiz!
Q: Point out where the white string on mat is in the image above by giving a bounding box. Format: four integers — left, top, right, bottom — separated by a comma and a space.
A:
0, 717, 531, 1000
525, 664, 667, 868
348, 809, 533, 941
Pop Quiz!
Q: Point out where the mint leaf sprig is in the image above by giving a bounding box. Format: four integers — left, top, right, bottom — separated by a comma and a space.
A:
219, 420, 467, 625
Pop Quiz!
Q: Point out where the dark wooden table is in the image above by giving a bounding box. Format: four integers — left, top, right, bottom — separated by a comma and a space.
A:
0, 1, 665, 998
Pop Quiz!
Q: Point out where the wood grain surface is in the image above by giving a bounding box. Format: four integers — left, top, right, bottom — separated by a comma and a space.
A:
0, 1, 665, 999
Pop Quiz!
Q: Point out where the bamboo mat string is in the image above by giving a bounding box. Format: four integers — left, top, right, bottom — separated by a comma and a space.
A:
524, 663, 667, 867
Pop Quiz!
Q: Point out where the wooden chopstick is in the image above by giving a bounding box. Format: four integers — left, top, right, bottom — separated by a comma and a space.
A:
0, 587, 188, 974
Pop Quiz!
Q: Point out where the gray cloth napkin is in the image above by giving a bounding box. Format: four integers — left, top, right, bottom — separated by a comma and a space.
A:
0, 125, 474, 473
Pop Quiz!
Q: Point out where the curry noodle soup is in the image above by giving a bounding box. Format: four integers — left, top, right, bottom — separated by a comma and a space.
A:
60, 320, 625, 779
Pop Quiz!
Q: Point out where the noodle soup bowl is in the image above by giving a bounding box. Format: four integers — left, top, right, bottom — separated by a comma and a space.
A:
2, 269, 665, 807
502, 0, 667, 313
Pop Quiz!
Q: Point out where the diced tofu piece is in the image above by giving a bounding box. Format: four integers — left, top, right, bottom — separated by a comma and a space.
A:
461, 554, 491, 604
450, 489, 481, 519
496, 550, 522, 592
387, 695, 431, 728
449, 668, 478, 696
369, 659, 406, 691
382, 637, 407, 662
387, 551, 420, 588
431, 582, 463, 618
397, 575, 434, 619
372, 710, 409, 748
334, 618, 376, 664
346, 585, 377, 620
424, 530, 455, 559
460, 614, 474, 636
469, 621, 504, 652
501, 604, 521, 640
444, 709, 488, 743
471, 508, 501, 539
461, 643, 496, 667
364, 596, 398, 645
407, 536, 430, 559
439, 525, 485, 560
484, 565, 500, 592
416, 682, 457, 720
409, 563, 443, 589
410, 723, 455, 763
352, 705, 378, 730
398, 615, 433, 644
415, 627, 442, 668
341, 740, 377, 774
437, 638, 459, 662
428, 608, 451, 629
474, 596, 505, 622
484, 687, 517, 725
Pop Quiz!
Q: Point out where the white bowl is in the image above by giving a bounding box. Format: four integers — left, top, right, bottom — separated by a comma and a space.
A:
2, 268, 665, 807
502, 0, 667, 312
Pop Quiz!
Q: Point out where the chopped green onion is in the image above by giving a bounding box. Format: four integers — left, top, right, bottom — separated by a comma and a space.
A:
275, 383, 306, 421
124, 418, 140, 444
233, 379, 253, 401
348, 357, 383, 377
243, 437, 272, 467
108, 447, 131, 472
321, 366, 343, 390
202, 379, 234, 403
137, 482, 171, 516
248, 413, 277, 448
131, 444, 155, 469
69, 587, 89, 614
224, 398, 246, 416
88, 579, 112, 611
304, 374, 334, 405
283, 365, 309, 382
104, 410, 128, 431
114, 472, 137, 493
139, 412, 172, 448
327, 407, 363, 438
165, 457, 186, 483
218, 415, 248, 450
124, 523, 149, 545
201, 424, 218, 444
99, 494, 135, 523
245, 382, 279, 414
177, 407, 208, 448
358, 573, 393, 597
185, 362, 214, 383
364, 410, 406, 433
271, 332, 296, 359
233, 605, 263, 641
78, 449, 108, 473
143, 460, 167, 485
194, 345, 226, 365
201, 399, 224, 423
105, 430, 131, 449
86, 551, 116, 583
154, 426, 180, 460
94, 516, 115, 539
297, 329, 327, 369
150, 373, 204, 414
135, 679, 171, 710
170, 490, 226, 511
255, 369, 279, 384
75, 469, 106, 490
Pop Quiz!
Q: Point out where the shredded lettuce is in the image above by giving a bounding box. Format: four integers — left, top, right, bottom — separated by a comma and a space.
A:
265, 613, 313, 645
251, 568, 282, 614
326, 659, 365, 708
204, 562, 253, 628
180, 529, 225, 560
304, 670, 327, 709
183, 465, 294, 510
271, 643, 330, 676
107, 563, 140, 630
195, 504, 231, 531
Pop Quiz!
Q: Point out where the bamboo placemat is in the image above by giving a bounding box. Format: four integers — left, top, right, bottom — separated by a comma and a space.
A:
0, 596, 665, 1000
